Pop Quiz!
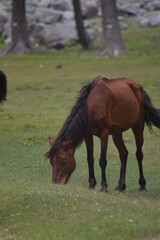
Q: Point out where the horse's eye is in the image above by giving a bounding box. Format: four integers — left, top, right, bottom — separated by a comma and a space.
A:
61, 159, 66, 166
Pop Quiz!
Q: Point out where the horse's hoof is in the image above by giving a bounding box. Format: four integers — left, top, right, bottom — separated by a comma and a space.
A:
114, 187, 121, 193
89, 185, 96, 190
100, 186, 108, 193
139, 186, 148, 192
114, 185, 126, 192
88, 179, 96, 190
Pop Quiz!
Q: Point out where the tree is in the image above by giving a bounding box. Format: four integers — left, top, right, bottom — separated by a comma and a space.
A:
4, 0, 32, 55
100, 0, 126, 56
72, 0, 92, 49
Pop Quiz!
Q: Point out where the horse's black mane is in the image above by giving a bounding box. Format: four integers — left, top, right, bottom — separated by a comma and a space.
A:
45, 81, 93, 158
0, 71, 7, 103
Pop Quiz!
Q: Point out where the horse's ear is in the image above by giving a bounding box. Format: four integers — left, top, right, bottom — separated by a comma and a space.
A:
48, 137, 54, 146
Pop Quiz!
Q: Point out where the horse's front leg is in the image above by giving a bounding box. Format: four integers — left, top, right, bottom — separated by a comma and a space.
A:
84, 133, 97, 189
112, 134, 128, 192
132, 123, 147, 191
99, 131, 109, 192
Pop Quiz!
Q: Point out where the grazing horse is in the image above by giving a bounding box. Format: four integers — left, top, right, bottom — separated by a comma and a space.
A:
45, 76, 160, 192
0, 71, 7, 103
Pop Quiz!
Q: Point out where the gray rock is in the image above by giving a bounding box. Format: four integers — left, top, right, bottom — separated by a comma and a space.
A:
62, 11, 74, 21
118, 4, 140, 16
119, 21, 128, 30
139, 12, 160, 27
52, 0, 72, 11
26, 0, 41, 4
83, 2, 98, 19
34, 8, 62, 24
30, 22, 46, 36
142, 0, 160, 11
39, 0, 53, 8
153, 0, 160, 10
38, 22, 77, 49
139, 17, 150, 27
149, 14, 160, 27
0, 13, 7, 33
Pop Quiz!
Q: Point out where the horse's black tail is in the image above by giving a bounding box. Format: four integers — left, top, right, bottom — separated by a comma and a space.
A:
144, 90, 160, 132
0, 71, 7, 103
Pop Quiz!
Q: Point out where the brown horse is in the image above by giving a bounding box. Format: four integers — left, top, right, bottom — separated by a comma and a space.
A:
45, 76, 160, 192
0, 71, 7, 103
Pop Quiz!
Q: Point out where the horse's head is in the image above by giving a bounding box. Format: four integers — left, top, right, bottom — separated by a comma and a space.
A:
47, 138, 76, 184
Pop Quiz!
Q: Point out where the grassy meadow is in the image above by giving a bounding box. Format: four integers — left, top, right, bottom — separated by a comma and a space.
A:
0, 27, 160, 240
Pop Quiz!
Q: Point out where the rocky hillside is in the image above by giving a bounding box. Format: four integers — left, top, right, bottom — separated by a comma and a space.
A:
0, 0, 160, 50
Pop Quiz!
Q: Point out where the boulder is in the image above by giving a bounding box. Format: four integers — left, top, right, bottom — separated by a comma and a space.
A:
39, 0, 54, 8
62, 11, 74, 21
38, 22, 77, 49
0, 13, 7, 33
119, 21, 128, 30
139, 17, 150, 27
83, 2, 98, 19
27, 0, 41, 4
141, 0, 160, 11
34, 8, 62, 24
139, 12, 160, 27
52, 0, 72, 11
149, 14, 160, 27
118, 4, 140, 16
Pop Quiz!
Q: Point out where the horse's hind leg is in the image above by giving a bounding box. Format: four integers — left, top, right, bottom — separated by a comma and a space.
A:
99, 131, 109, 192
84, 133, 97, 189
132, 123, 147, 191
112, 134, 128, 192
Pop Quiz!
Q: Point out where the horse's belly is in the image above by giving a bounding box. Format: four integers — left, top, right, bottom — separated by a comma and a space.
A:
111, 102, 140, 131
109, 124, 130, 135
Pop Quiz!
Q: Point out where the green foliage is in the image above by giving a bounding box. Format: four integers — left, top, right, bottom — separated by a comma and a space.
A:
0, 27, 160, 240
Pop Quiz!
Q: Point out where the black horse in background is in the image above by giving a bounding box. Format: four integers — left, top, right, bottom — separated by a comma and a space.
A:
0, 71, 7, 103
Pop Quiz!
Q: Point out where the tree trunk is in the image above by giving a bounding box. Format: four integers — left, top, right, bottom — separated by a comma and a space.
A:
100, 0, 126, 56
4, 0, 32, 55
72, 0, 92, 49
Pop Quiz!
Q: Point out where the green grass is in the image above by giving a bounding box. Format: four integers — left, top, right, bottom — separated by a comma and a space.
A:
0, 27, 160, 240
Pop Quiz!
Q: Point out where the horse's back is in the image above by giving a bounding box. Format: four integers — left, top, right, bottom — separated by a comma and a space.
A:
87, 76, 144, 135
92, 76, 142, 92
